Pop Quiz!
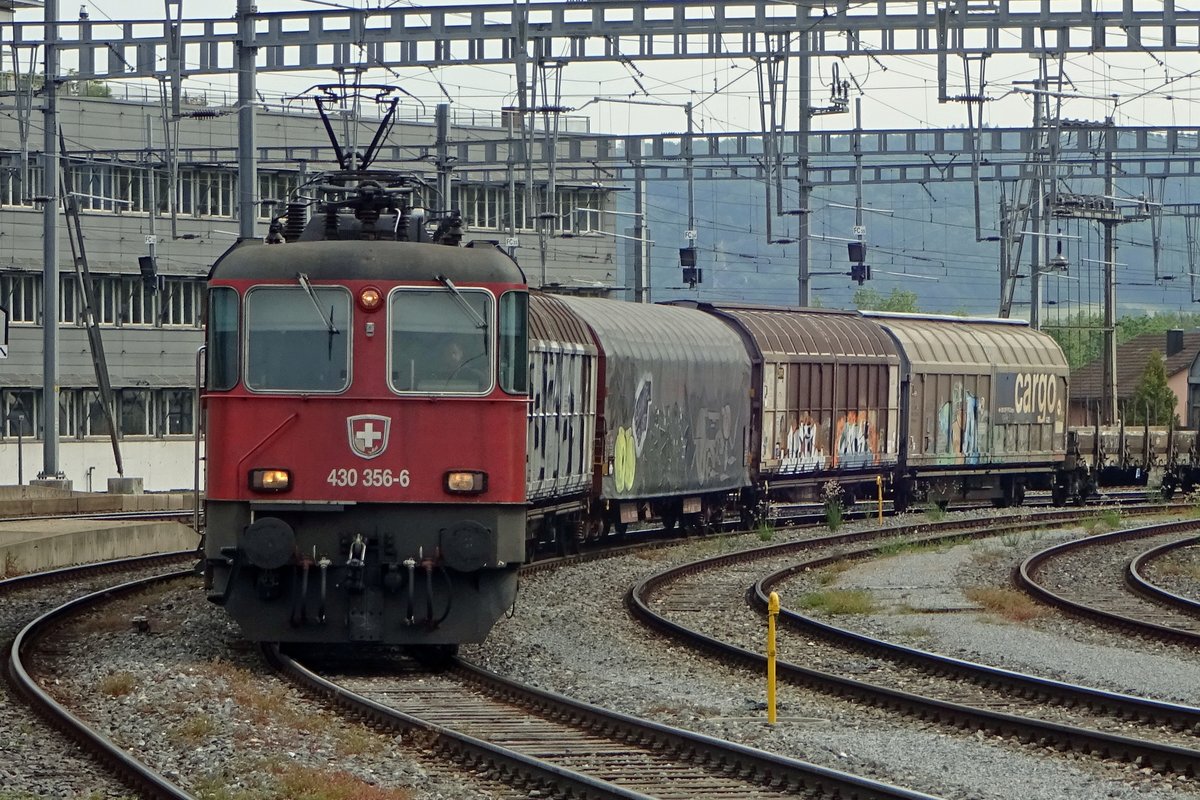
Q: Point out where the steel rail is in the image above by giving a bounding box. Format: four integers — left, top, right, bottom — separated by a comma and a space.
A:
628, 512, 1200, 778
273, 646, 939, 800
265, 645, 661, 800
1017, 520, 1200, 646
1127, 534, 1200, 613
751, 538, 1200, 732
5, 565, 197, 800
0, 550, 198, 590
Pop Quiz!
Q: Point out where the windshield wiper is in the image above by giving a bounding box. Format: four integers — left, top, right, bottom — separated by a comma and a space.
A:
296, 273, 340, 336
435, 273, 488, 330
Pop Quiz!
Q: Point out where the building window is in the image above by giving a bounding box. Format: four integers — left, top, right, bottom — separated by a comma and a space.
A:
2, 273, 40, 323
160, 279, 201, 327
119, 389, 152, 436
120, 277, 156, 326
258, 172, 301, 220
0, 163, 42, 208
82, 389, 112, 436
59, 390, 80, 438
2, 389, 36, 438
163, 389, 194, 435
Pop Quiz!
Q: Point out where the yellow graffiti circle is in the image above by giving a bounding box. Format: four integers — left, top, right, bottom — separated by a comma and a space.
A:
614, 427, 637, 493
622, 427, 636, 491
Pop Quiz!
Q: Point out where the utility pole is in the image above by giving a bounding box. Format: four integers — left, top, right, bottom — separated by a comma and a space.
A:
436, 104, 452, 211
237, 0, 257, 241
39, 0, 62, 482
796, 29, 812, 307
632, 162, 647, 303
1102, 121, 1118, 426
1029, 81, 1044, 330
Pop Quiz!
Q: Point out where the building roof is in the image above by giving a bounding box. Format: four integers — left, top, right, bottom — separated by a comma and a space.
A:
1070, 330, 1200, 401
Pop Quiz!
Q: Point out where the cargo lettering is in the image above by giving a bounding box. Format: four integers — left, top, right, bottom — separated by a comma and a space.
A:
1012, 372, 1058, 418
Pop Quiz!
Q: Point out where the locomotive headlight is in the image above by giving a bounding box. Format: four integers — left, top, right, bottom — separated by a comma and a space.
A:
249, 468, 292, 492
445, 470, 487, 494
358, 286, 383, 311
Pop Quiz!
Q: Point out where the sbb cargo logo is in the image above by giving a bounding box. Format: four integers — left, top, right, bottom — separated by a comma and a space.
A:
995, 372, 1061, 424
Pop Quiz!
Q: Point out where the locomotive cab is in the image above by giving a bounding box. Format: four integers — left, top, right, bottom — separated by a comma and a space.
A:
202, 229, 530, 648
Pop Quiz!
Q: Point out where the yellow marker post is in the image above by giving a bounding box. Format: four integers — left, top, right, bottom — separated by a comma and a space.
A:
876, 475, 884, 524
767, 590, 779, 724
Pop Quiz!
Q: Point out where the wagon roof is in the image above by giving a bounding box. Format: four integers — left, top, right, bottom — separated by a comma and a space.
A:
863, 312, 1068, 371
209, 239, 526, 284
558, 296, 748, 364
529, 291, 597, 350
678, 302, 899, 362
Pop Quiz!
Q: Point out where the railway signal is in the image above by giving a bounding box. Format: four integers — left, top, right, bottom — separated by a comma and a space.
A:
848, 241, 871, 285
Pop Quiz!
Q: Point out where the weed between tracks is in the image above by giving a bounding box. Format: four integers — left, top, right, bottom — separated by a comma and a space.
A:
1084, 507, 1124, 534
963, 586, 1045, 622
816, 561, 852, 586
192, 763, 413, 800
2, 551, 21, 578
798, 589, 877, 615
876, 535, 971, 558
923, 502, 947, 521
170, 713, 219, 745
76, 583, 180, 635
1154, 558, 1200, 581
97, 670, 137, 697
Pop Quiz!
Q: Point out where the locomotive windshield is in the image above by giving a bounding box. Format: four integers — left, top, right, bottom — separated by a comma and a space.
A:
244, 286, 352, 392
390, 288, 492, 394
207, 287, 239, 391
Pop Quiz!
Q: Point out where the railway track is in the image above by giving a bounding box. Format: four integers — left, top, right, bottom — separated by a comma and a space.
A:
272, 648, 937, 800
629, 508, 1200, 778
8, 553, 936, 799
1017, 520, 1200, 644
3, 557, 197, 800
1129, 535, 1200, 612
1, 500, 1186, 798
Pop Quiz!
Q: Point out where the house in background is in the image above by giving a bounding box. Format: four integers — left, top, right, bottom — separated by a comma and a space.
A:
1068, 330, 1200, 427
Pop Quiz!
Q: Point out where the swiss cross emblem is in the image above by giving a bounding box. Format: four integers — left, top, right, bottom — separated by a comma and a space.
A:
347, 414, 391, 460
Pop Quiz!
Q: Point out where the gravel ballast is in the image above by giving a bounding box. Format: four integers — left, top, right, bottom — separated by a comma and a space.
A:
7, 510, 1199, 799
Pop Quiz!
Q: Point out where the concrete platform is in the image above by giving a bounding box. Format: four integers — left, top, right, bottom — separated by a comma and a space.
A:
0, 486, 197, 519
0, 519, 200, 578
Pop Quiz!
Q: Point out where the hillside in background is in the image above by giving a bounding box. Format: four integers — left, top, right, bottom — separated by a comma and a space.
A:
624, 166, 1198, 320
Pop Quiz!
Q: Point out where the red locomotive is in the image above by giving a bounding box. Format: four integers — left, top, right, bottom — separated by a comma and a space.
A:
203, 178, 529, 655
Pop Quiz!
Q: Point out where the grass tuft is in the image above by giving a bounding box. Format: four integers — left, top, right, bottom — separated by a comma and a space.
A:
963, 586, 1044, 621
816, 561, 851, 586
171, 714, 218, 745
799, 589, 876, 615
923, 502, 946, 521
98, 671, 137, 697
273, 765, 413, 800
